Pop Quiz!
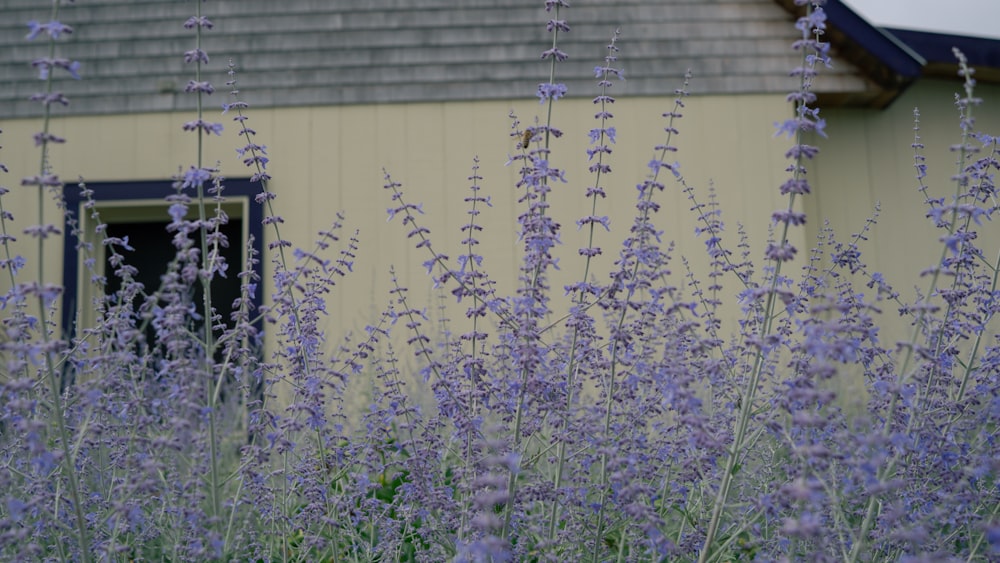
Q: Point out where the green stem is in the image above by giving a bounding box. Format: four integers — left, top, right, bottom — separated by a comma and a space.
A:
697, 4, 817, 556
502, 6, 567, 542
190, 0, 223, 532
30, 1, 91, 559
590, 80, 687, 563
548, 34, 616, 543
847, 61, 978, 563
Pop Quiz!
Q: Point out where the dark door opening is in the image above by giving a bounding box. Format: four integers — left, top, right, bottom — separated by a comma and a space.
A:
103, 219, 244, 357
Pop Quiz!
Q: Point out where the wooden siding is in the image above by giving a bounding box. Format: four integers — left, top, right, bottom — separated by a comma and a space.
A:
807, 78, 1000, 339
5, 79, 997, 344
1, 92, 797, 339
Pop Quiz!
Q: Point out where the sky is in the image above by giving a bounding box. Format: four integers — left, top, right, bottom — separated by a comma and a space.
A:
842, 0, 1000, 39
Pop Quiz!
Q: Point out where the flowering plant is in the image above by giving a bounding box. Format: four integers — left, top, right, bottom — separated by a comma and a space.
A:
0, 1, 997, 561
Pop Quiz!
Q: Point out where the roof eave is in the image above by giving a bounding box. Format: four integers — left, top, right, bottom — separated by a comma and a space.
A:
774, 0, 925, 108
884, 28, 1000, 83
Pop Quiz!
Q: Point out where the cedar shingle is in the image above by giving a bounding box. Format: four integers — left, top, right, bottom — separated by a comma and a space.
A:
0, 0, 871, 117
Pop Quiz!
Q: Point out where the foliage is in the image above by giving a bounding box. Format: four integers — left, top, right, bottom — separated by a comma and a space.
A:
1, 1, 998, 561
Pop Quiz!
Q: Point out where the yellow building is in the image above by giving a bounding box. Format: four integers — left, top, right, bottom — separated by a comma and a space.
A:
1, 0, 997, 346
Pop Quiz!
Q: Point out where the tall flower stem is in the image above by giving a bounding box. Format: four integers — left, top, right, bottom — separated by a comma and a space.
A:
848, 48, 983, 563
591, 77, 688, 561
547, 27, 620, 546
501, 0, 569, 543
24, 2, 91, 560
186, 0, 224, 530
698, 4, 827, 560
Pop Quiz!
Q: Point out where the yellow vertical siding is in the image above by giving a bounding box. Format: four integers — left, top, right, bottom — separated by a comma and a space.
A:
5, 82, 994, 349
810, 79, 1000, 342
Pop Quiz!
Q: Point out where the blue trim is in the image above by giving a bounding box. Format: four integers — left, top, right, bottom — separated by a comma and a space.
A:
61, 178, 265, 338
885, 28, 1000, 71
824, 0, 925, 78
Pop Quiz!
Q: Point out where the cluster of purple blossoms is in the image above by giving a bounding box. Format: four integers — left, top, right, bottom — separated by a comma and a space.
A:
1, 0, 998, 561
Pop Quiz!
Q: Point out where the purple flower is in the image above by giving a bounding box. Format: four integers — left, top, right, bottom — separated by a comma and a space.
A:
28, 92, 69, 106
5, 498, 27, 522
182, 119, 224, 135
772, 209, 807, 226
183, 48, 210, 64
3, 1, 997, 561
546, 19, 570, 33
594, 65, 624, 80
536, 82, 568, 103
183, 16, 214, 29
25, 20, 73, 40
184, 80, 215, 94
588, 126, 616, 145
987, 524, 1000, 553
647, 159, 680, 178
31, 58, 81, 80
540, 47, 569, 61
181, 166, 212, 189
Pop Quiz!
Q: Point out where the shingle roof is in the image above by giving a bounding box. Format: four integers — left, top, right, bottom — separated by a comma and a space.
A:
0, 0, 914, 117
